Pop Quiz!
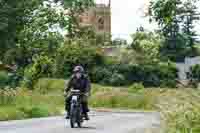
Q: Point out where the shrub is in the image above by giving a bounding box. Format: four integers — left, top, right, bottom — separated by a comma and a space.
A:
128, 83, 144, 93
152, 62, 178, 88
55, 43, 104, 78
188, 64, 200, 87
109, 73, 126, 86
0, 71, 9, 88
90, 66, 112, 84
22, 55, 55, 89
90, 62, 178, 87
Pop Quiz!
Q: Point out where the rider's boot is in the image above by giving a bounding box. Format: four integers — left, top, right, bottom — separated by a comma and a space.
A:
84, 113, 90, 120
65, 112, 70, 119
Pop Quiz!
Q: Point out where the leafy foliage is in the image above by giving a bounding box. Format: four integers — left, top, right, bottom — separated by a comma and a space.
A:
182, 0, 200, 48
128, 83, 145, 93
187, 64, 200, 87
149, 0, 200, 60
22, 55, 55, 89
112, 38, 127, 46
0, 71, 9, 88
131, 31, 162, 62
63, 0, 94, 38
55, 42, 104, 78
90, 62, 178, 87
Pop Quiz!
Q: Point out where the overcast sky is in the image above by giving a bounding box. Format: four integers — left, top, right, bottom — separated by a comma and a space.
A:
95, 0, 155, 41
95, 0, 200, 42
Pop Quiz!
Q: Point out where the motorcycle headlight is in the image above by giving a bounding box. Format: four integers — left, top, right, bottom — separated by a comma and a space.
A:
72, 95, 78, 101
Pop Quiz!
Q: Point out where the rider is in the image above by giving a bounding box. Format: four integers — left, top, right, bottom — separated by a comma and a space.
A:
64, 66, 91, 120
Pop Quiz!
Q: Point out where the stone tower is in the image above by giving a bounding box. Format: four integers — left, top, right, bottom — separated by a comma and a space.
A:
79, 0, 111, 35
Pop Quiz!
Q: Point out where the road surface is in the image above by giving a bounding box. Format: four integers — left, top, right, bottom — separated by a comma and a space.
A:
0, 111, 161, 133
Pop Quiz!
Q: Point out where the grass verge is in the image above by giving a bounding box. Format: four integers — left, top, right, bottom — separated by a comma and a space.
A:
90, 85, 200, 133
1, 78, 200, 133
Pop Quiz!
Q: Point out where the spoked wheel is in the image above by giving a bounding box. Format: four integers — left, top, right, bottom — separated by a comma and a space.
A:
77, 113, 83, 128
70, 113, 76, 128
70, 106, 76, 128
77, 121, 82, 128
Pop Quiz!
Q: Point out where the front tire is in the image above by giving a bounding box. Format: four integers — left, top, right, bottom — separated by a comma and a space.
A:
77, 121, 82, 128
77, 106, 83, 128
70, 104, 76, 128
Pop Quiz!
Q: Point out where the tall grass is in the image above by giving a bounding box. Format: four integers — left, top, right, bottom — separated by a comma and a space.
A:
0, 87, 17, 105
90, 84, 155, 110
1, 78, 200, 133
154, 89, 200, 133
89, 85, 200, 133
0, 86, 63, 121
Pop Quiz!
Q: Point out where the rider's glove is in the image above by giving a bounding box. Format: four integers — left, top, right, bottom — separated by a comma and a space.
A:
85, 92, 91, 97
64, 91, 68, 97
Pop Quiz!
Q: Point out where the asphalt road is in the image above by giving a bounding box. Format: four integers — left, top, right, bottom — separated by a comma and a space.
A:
0, 111, 161, 133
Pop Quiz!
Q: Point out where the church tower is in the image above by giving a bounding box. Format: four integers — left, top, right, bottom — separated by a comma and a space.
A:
79, 0, 111, 35
94, 0, 111, 34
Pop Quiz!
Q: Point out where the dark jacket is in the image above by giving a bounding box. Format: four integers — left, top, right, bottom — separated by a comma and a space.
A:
65, 74, 91, 94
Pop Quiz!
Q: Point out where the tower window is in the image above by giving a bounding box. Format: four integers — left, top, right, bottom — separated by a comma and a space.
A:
79, 17, 84, 23
98, 17, 104, 30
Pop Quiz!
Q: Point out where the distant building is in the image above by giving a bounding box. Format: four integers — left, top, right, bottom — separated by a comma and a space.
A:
78, 0, 111, 35
176, 56, 200, 84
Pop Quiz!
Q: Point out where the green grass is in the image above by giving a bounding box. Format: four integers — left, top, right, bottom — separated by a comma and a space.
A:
89, 89, 154, 110
89, 85, 200, 133
1, 78, 200, 133
0, 87, 64, 121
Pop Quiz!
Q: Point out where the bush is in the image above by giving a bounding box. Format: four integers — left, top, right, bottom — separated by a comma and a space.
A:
90, 62, 178, 87
187, 64, 200, 87
161, 47, 200, 62
90, 66, 112, 84
128, 83, 144, 93
22, 55, 55, 89
0, 71, 9, 88
55, 43, 104, 78
109, 73, 126, 86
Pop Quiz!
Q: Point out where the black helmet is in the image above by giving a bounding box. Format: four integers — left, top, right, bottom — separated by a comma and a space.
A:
73, 66, 84, 73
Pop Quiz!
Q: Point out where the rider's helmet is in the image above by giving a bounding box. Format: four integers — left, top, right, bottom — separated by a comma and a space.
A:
73, 66, 84, 73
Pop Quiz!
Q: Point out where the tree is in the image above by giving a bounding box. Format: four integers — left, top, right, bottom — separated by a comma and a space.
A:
131, 30, 162, 62
95, 33, 112, 46
0, 0, 18, 57
182, 0, 200, 48
0, 0, 97, 88
149, 0, 184, 50
112, 38, 127, 46
1, 1, 66, 67
0, 0, 43, 61
149, 0, 200, 61
63, 0, 94, 39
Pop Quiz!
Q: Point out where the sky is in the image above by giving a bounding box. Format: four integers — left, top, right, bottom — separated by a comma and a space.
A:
95, 0, 200, 42
95, 0, 156, 41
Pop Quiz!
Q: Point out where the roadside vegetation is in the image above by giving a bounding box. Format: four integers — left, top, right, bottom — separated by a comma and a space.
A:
1, 79, 200, 133
0, 87, 63, 121
1, 0, 200, 133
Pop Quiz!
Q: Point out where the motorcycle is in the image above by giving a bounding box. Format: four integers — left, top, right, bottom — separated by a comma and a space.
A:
69, 90, 84, 128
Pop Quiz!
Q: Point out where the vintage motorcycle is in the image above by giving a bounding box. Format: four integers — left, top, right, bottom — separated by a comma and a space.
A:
69, 90, 85, 128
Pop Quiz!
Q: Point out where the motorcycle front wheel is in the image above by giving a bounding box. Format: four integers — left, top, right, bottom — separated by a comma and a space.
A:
70, 105, 76, 128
